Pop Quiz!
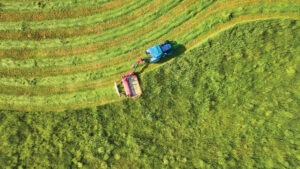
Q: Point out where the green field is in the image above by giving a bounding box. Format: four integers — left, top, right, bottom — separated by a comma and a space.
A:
0, 0, 299, 168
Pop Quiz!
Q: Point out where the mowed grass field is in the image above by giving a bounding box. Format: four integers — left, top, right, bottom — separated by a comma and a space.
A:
0, 0, 299, 168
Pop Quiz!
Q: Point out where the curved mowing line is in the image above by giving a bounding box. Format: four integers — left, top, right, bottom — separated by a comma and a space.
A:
0, 0, 110, 12
0, 0, 163, 40
0, 14, 298, 97
0, 0, 130, 22
0, 16, 297, 111
0, 1, 294, 76
0, 0, 148, 31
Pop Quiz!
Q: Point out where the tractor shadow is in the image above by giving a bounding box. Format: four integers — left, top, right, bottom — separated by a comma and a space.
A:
137, 41, 186, 74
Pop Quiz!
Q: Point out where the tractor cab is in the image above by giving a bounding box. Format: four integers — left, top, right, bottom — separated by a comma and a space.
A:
145, 40, 173, 63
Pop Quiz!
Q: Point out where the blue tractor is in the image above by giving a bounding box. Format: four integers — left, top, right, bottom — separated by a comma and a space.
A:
145, 40, 174, 63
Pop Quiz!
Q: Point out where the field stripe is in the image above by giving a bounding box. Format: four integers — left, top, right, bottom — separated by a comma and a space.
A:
0, 0, 163, 40
0, 0, 131, 22
0, 0, 110, 13
0, 0, 149, 31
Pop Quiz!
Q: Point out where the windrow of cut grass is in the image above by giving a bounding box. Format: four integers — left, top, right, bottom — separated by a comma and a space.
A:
0, 0, 163, 40
0, 0, 109, 12
0, 0, 149, 31
0, 0, 131, 22
0, 17, 297, 111
0, 2, 298, 80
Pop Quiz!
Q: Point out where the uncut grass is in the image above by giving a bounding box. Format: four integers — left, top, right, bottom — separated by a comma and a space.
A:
1, 3, 297, 79
185, 14, 300, 49
0, 0, 110, 12
0, 0, 148, 31
0, 0, 163, 40
0, 0, 130, 22
0, 18, 298, 111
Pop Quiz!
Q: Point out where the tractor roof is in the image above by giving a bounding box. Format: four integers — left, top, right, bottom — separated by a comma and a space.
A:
146, 45, 163, 58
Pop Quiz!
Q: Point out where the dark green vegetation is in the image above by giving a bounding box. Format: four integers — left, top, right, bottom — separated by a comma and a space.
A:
1, 20, 299, 168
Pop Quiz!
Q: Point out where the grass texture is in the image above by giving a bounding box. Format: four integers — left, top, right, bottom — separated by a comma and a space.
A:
0, 0, 299, 168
